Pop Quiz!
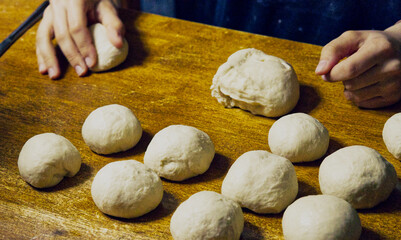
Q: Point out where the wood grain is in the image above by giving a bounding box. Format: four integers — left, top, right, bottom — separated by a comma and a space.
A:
1, 1, 400, 239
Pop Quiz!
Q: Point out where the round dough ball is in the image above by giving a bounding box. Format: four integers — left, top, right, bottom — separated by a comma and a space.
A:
170, 191, 244, 240
18, 133, 81, 188
91, 160, 163, 218
221, 150, 298, 213
211, 48, 299, 117
383, 112, 401, 159
319, 145, 397, 209
82, 104, 142, 155
282, 195, 361, 240
144, 125, 215, 181
268, 113, 329, 162
89, 23, 129, 72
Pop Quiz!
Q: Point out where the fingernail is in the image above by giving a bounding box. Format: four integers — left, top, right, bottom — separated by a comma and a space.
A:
48, 68, 56, 79
321, 74, 329, 81
75, 65, 84, 76
85, 57, 94, 68
39, 64, 46, 73
315, 60, 327, 73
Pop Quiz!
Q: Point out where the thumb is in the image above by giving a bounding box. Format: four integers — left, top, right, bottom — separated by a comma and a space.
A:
315, 31, 363, 76
96, 0, 125, 49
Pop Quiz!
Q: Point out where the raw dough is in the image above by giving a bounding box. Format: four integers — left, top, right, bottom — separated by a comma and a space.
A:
91, 160, 163, 218
82, 104, 142, 154
211, 48, 299, 117
89, 23, 129, 72
221, 150, 298, 213
282, 195, 361, 240
144, 125, 215, 181
268, 113, 329, 162
319, 145, 397, 209
383, 112, 401, 159
18, 133, 81, 188
170, 191, 244, 240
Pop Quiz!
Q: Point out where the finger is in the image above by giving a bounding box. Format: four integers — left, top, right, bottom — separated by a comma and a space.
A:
356, 96, 399, 108
344, 83, 382, 103
66, 0, 97, 68
328, 37, 395, 82
316, 31, 363, 76
36, 7, 61, 79
96, 0, 124, 48
343, 58, 401, 90
50, 0, 88, 76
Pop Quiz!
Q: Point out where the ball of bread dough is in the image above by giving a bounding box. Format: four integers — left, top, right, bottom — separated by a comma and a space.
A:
211, 48, 299, 117
268, 113, 329, 162
383, 113, 401, 159
18, 133, 81, 188
170, 191, 244, 240
144, 125, 215, 181
221, 150, 298, 213
319, 145, 397, 209
89, 23, 129, 72
282, 195, 361, 240
82, 104, 142, 155
91, 160, 163, 218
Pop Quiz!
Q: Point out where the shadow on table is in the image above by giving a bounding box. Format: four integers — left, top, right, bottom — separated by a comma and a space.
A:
241, 220, 265, 240
360, 227, 383, 240
107, 130, 153, 159
292, 84, 321, 114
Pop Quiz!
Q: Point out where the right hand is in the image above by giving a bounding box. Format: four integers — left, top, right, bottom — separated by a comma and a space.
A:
36, 0, 124, 79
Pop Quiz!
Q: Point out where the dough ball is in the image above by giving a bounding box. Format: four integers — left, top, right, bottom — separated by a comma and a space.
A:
91, 160, 163, 218
282, 195, 361, 240
170, 191, 244, 240
221, 150, 298, 213
89, 23, 129, 72
319, 145, 397, 209
211, 48, 299, 117
82, 104, 142, 155
268, 113, 329, 162
18, 133, 81, 188
383, 113, 401, 159
144, 125, 215, 181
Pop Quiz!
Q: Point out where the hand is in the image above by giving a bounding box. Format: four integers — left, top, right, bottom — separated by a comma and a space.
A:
36, 0, 124, 79
315, 23, 401, 108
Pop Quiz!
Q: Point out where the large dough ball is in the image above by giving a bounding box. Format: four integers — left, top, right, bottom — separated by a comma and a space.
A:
91, 160, 163, 218
211, 48, 299, 117
221, 150, 298, 213
319, 145, 397, 209
268, 113, 329, 162
18, 133, 81, 188
144, 125, 215, 181
383, 112, 401, 159
282, 195, 361, 240
89, 23, 129, 72
82, 104, 142, 155
170, 191, 244, 240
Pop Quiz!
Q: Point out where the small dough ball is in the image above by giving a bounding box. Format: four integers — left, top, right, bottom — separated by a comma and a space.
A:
144, 125, 215, 181
89, 23, 129, 72
282, 195, 361, 240
319, 145, 397, 209
18, 133, 81, 188
91, 160, 163, 218
383, 113, 401, 159
170, 191, 244, 240
211, 48, 299, 117
221, 150, 298, 213
268, 113, 329, 162
82, 104, 142, 154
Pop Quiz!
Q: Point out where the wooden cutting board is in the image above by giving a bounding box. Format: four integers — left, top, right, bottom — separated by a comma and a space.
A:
1, 1, 400, 239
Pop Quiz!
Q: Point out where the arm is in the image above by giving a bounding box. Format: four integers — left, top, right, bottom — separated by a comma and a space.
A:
36, 0, 124, 79
315, 21, 401, 108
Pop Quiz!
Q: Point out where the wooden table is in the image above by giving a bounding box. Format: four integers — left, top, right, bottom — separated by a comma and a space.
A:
1, 1, 400, 239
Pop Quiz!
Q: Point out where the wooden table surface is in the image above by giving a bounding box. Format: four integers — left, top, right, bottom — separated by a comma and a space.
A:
1, 1, 400, 239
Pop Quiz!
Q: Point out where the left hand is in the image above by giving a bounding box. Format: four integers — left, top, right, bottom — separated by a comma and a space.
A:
315, 23, 401, 108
